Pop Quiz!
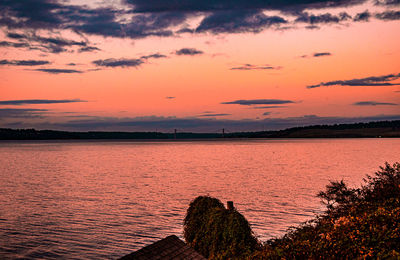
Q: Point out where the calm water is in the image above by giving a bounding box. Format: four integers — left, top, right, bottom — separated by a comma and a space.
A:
0, 139, 399, 259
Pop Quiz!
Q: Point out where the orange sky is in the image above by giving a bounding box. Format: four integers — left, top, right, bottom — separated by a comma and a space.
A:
0, 0, 399, 131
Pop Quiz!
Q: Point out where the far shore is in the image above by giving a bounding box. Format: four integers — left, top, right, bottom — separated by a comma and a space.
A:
1, 119, 400, 140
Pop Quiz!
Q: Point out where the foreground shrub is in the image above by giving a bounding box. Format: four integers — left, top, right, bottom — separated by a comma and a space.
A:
184, 163, 400, 259
184, 196, 225, 245
183, 196, 259, 259
251, 162, 400, 259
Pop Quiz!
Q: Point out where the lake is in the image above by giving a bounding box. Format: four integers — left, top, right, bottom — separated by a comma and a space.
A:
0, 139, 399, 259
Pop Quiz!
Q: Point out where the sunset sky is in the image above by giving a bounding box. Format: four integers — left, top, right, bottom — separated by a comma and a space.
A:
1, 0, 399, 132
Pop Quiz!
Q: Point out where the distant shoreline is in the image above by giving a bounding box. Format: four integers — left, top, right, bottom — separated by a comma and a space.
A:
1, 137, 400, 143
1, 120, 399, 140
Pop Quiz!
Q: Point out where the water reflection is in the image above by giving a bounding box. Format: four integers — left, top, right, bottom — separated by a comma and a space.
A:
0, 139, 399, 259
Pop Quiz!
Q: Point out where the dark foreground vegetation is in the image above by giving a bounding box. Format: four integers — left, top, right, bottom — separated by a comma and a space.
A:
184, 197, 259, 259
1, 120, 399, 140
185, 163, 400, 259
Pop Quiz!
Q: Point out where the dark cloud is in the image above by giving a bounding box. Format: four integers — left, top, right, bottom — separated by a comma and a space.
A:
91, 54, 166, 70
0, 1, 122, 35
70, 10, 186, 39
175, 48, 203, 56
196, 10, 287, 34
313, 52, 331, 57
0, 1, 186, 43
34, 68, 83, 74
78, 46, 100, 52
301, 52, 332, 58
0, 108, 48, 118
176, 27, 194, 34
305, 25, 320, 29
93, 58, 144, 68
86, 68, 102, 72
0, 0, 375, 43
0, 59, 50, 66
295, 11, 351, 24
307, 73, 400, 88
6, 32, 26, 39
0, 99, 87, 105
165, 96, 175, 99
197, 113, 231, 117
374, 0, 400, 5
0, 0, 64, 29
30, 34, 85, 47
353, 10, 371, 21
0, 41, 30, 48
2, 31, 100, 53
126, 0, 365, 13
63, 8, 130, 38
221, 99, 295, 105
141, 53, 167, 59
63, 114, 101, 119
353, 101, 398, 106
263, 112, 271, 116
230, 64, 281, 70
375, 10, 400, 20
252, 106, 287, 109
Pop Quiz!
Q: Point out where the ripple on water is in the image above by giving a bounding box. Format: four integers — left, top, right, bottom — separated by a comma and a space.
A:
0, 139, 399, 259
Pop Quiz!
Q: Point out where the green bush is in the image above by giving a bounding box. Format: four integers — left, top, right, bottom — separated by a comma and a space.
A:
184, 163, 400, 259
184, 196, 225, 245
183, 196, 259, 259
251, 162, 400, 259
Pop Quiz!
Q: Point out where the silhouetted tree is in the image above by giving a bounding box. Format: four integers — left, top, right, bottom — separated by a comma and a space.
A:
184, 196, 259, 259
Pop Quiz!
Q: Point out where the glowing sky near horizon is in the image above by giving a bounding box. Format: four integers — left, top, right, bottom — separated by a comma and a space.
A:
0, 0, 399, 132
